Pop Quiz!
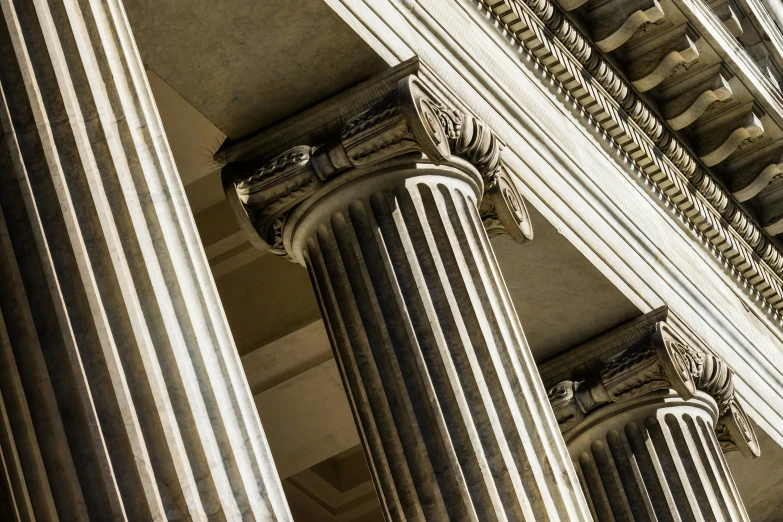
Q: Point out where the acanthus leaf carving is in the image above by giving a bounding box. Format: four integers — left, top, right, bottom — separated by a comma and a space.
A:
548, 322, 695, 431
222, 145, 320, 259
599, 322, 696, 403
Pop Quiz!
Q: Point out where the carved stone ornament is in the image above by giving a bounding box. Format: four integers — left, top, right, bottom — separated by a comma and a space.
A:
716, 399, 762, 459
223, 75, 534, 260
547, 322, 760, 458
600, 322, 696, 403
547, 380, 586, 432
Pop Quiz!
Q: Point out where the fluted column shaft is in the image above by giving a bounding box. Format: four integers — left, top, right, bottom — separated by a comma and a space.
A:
288, 156, 591, 521
566, 391, 749, 522
0, 0, 290, 520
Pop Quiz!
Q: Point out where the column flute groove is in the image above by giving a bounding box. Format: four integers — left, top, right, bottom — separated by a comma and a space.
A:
0, 0, 292, 519
546, 318, 760, 522
223, 74, 592, 521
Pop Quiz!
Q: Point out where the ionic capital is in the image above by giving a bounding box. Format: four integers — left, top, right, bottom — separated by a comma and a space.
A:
547, 320, 759, 458
221, 75, 533, 261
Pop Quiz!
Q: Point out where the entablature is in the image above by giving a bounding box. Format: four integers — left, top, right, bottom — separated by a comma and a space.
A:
551, 0, 783, 223
483, 0, 783, 320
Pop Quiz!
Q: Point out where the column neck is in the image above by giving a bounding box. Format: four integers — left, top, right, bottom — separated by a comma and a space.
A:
545, 318, 759, 521
568, 390, 752, 522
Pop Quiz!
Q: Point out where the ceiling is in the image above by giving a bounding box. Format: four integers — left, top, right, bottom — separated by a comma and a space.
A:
125, 0, 388, 140
726, 420, 783, 522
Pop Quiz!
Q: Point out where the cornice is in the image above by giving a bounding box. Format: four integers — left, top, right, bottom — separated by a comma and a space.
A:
482, 0, 783, 318
741, 0, 783, 75
676, 0, 783, 132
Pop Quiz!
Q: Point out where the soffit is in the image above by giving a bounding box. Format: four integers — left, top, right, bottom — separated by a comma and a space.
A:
123, 0, 388, 140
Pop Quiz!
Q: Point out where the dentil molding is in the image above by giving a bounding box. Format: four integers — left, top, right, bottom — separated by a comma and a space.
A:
481, 0, 783, 320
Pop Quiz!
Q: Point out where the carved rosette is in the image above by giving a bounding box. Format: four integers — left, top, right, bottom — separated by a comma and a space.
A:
222, 75, 534, 261
547, 321, 759, 459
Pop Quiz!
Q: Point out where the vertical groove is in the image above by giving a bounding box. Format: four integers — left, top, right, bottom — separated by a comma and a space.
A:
697, 417, 750, 521
432, 185, 532, 518
0, 302, 55, 522
591, 440, 631, 522
0, 0, 292, 519
371, 189, 477, 520
310, 222, 425, 521
350, 199, 456, 521
457, 189, 582, 520
682, 415, 733, 521
331, 209, 439, 519
306, 241, 405, 522
573, 400, 750, 522
299, 171, 592, 522
412, 184, 513, 520
664, 414, 724, 522
448, 186, 557, 519
0, 387, 26, 522
0, 175, 85, 521
624, 422, 678, 522
578, 452, 614, 522
646, 416, 702, 522
606, 430, 654, 522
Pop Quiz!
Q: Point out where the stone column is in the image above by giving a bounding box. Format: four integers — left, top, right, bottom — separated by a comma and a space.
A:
224, 76, 593, 521
547, 322, 758, 522
0, 0, 291, 520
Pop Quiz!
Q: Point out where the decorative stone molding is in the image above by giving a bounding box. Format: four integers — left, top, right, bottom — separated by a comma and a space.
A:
481, 0, 783, 319
222, 75, 532, 260
548, 323, 694, 430
541, 310, 757, 520
716, 399, 763, 458
708, 0, 744, 37
625, 25, 701, 93
695, 104, 765, 167
547, 320, 760, 458
661, 68, 734, 130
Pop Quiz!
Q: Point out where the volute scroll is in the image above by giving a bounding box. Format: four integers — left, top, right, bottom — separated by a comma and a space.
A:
222, 74, 534, 261
546, 320, 760, 459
